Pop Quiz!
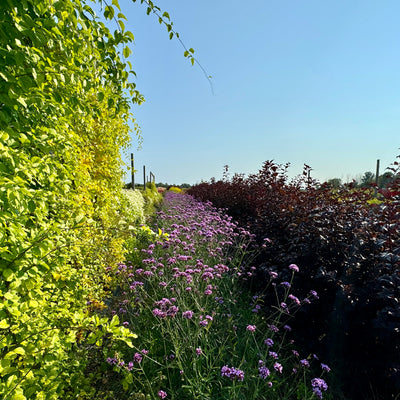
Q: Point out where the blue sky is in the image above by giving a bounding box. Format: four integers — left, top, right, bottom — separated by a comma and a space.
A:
108, 0, 400, 185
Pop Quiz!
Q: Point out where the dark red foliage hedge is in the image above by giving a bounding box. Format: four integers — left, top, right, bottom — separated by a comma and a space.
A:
189, 159, 400, 400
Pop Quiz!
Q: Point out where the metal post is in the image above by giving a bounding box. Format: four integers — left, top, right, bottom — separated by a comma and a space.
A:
143, 165, 146, 191
131, 153, 135, 190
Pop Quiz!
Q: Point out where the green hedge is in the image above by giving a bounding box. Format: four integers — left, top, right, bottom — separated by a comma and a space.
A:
0, 1, 142, 398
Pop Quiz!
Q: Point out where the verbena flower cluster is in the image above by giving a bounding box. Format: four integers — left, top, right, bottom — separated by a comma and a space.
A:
221, 365, 245, 381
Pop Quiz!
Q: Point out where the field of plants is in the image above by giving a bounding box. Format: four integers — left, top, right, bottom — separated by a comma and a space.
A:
1, 1, 399, 399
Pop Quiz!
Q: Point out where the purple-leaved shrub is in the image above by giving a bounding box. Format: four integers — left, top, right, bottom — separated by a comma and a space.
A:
189, 157, 400, 400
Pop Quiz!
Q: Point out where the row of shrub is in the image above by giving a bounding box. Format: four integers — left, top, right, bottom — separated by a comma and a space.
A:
0, 0, 160, 398
188, 159, 400, 399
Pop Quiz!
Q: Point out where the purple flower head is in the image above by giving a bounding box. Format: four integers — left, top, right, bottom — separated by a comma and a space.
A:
311, 378, 328, 399
300, 359, 310, 368
196, 347, 202, 355
267, 324, 279, 333
269, 351, 278, 359
289, 263, 299, 272
288, 294, 301, 305
274, 362, 283, 373
321, 363, 331, 372
269, 271, 278, 279
281, 303, 289, 313
106, 357, 118, 366
158, 390, 167, 399
310, 290, 319, 299
283, 324, 292, 332
221, 365, 244, 381
246, 325, 256, 332
182, 310, 194, 319
259, 366, 270, 379
153, 308, 167, 318
280, 281, 291, 288
133, 353, 142, 363
264, 338, 274, 347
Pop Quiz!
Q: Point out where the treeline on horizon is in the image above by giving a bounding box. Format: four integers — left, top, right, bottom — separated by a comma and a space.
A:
124, 165, 399, 191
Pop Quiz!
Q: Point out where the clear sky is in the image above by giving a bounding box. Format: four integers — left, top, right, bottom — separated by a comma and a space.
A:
110, 0, 400, 185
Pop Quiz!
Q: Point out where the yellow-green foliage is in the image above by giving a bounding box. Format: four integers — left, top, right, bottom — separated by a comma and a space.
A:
122, 189, 146, 225
142, 182, 163, 216
0, 1, 141, 398
168, 186, 182, 193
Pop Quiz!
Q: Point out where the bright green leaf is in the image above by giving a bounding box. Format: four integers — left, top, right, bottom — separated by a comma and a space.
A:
104, 5, 115, 20
123, 46, 131, 58
112, 0, 121, 11
0, 319, 10, 329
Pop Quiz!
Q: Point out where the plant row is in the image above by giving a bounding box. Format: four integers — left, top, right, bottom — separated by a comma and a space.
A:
188, 159, 400, 400
0, 1, 158, 398
91, 191, 331, 400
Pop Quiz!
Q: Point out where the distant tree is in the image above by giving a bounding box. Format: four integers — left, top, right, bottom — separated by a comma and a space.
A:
379, 172, 394, 188
326, 178, 342, 189
360, 171, 375, 187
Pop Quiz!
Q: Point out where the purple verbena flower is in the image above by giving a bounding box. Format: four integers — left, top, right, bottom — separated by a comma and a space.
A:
269, 351, 278, 359
300, 359, 310, 368
267, 324, 279, 332
259, 366, 270, 379
288, 294, 301, 305
182, 310, 194, 319
106, 357, 118, 366
321, 363, 331, 372
283, 324, 292, 332
264, 338, 274, 347
221, 365, 244, 381
311, 378, 328, 399
289, 263, 299, 272
274, 362, 283, 373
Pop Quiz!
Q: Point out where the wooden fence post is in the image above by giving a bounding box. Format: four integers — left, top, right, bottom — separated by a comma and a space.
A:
131, 153, 135, 190
375, 159, 380, 197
